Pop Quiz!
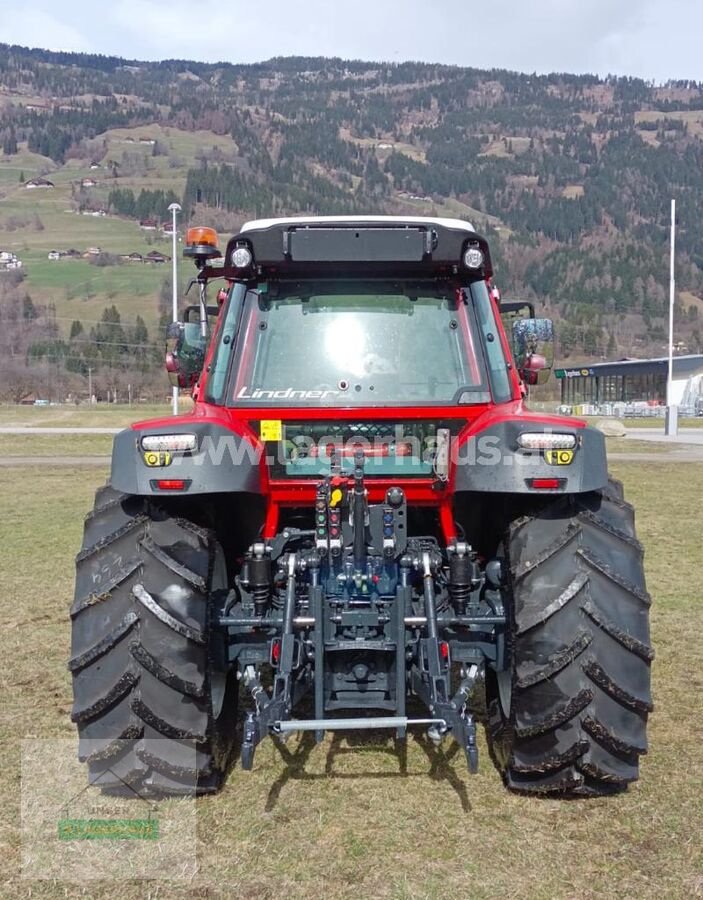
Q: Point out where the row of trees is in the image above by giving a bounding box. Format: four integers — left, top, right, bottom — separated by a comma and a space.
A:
107, 187, 181, 221
0, 270, 171, 402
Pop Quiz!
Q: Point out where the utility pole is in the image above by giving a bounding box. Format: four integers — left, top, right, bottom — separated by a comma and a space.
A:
666, 198, 678, 436
168, 202, 182, 416
88, 367, 92, 405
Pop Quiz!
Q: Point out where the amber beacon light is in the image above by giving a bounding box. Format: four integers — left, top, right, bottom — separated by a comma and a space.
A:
184, 226, 222, 263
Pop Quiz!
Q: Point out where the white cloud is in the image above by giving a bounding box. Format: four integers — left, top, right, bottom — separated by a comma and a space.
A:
1, 0, 702, 81
0, 6, 91, 53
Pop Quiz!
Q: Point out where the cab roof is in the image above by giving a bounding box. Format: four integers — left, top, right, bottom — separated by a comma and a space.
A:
217, 215, 492, 281
240, 215, 477, 233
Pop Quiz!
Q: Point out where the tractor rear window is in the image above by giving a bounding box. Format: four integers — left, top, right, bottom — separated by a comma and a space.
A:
228, 281, 490, 407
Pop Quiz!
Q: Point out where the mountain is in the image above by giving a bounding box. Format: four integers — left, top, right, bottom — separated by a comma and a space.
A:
0, 43, 702, 400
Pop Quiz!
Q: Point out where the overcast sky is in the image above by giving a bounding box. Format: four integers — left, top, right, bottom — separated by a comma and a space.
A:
0, 0, 701, 83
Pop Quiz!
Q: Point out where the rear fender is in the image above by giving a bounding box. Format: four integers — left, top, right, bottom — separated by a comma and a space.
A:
453, 418, 608, 494
110, 420, 263, 496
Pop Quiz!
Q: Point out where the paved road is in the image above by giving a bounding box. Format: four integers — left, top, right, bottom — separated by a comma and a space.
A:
608, 451, 702, 463
0, 427, 120, 435
0, 456, 111, 466
623, 427, 703, 445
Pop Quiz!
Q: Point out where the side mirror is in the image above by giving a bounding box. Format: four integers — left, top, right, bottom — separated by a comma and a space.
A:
512, 318, 554, 386
165, 321, 206, 389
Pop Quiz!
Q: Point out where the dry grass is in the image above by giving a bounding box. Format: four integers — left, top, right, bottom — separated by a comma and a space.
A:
634, 109, 703, 139
0, 462, 701, 898
623, 417, 703, 430
679, 291, 703, 315
0, 401, 191, 428
0, 434, 113, 456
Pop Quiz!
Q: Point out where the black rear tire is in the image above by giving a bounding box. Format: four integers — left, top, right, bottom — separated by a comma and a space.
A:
70, 484, 238, 795
487, 477, 653, 796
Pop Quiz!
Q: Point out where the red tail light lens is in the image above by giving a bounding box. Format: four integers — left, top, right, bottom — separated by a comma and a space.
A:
150, 479, 191, 491
528, 478, 565, 490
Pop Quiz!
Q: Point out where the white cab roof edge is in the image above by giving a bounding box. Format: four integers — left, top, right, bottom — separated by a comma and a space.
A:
240, 215, 476, 233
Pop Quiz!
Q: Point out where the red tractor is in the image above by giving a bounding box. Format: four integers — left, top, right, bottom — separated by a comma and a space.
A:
70, 217, 652, 797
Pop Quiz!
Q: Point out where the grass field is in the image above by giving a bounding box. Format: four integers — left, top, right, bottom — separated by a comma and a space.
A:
624, 418, 703, 428
579, 417, 703, 430
0, 125, 227, 334
0, 402, 188, 428
0, 434, 113, 456
0, 458, 701, 898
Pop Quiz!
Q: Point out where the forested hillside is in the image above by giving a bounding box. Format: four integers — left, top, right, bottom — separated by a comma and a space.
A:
1, 43, 702, 400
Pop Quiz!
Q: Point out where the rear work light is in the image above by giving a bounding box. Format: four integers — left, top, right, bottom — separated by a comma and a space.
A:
517, 432, 577, 451
141, 434, 197, 452
231, 246, 253, 268
463, 246, 484, 269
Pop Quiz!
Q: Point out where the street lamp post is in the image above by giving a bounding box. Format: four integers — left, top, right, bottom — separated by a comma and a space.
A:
168, 202, 182, 416
665, 198, 678, 437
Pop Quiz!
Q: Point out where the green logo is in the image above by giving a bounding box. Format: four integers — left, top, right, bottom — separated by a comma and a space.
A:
57, 818, 159, 841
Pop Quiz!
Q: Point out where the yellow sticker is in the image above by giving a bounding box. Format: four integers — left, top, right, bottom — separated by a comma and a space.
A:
144, 451, 172, 467
260, 420, 283, 442
330, 488, 344, 508
545, 449, 574, 466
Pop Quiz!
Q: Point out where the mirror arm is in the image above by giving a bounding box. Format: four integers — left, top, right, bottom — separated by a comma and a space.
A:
198, 276, 208, 339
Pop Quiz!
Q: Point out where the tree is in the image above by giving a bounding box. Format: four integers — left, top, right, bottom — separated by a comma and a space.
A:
3, 128, 17, 155
22, 296, 37, 321
92, 305, 127, 365
130, 315, 151, 371
69, 320, 84, 339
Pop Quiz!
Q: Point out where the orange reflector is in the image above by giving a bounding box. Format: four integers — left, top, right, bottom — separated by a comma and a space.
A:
529, 478, 564, 490
185, 226, 219, 249
152, 479, 189, 491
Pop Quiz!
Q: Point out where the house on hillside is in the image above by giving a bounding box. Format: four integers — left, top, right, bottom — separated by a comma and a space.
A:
89, 162, 101, 170
123, 252, 143, 262
84, 247, 102, 257
161, 221, 175, 235
139, 219, 158, 231
18, 392, 41, 405
0, 252, 22, 270
81, 177, 98, 188
65, 248, 81, 258
144, 250, 170, 264
48, 250, 64, 260
139, 137, 156, 145
24, 178, 54, 189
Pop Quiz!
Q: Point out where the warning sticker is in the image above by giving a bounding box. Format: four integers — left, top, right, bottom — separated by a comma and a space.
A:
143, 451, 172, 467
545, 449, 574, 466
260, 420, 283, 442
